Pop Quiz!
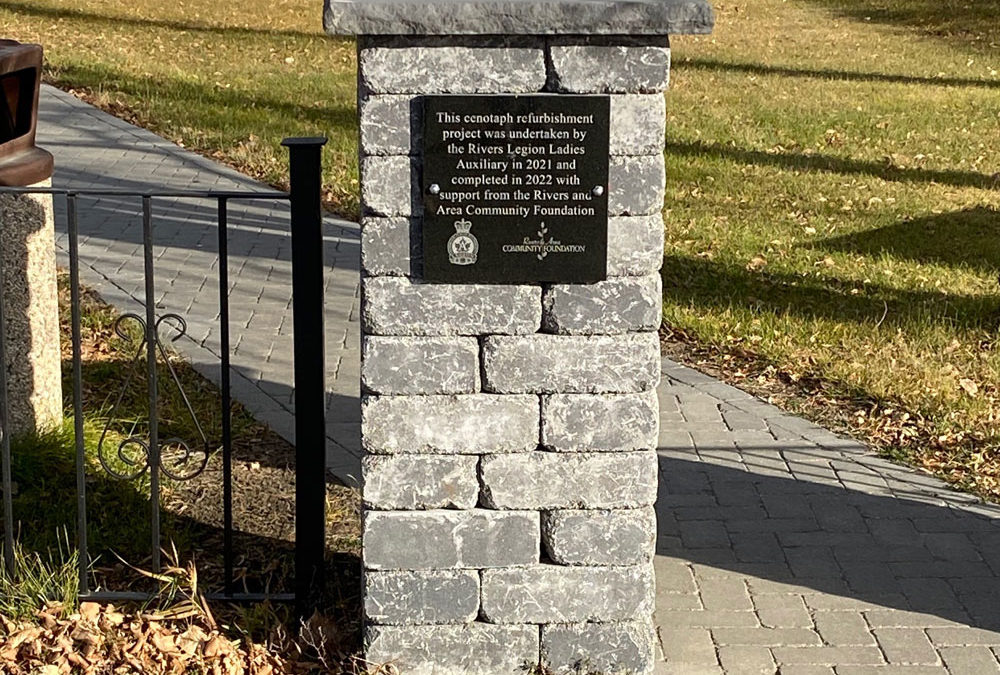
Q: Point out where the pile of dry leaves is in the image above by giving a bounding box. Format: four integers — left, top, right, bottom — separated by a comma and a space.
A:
0, 600, 286, 674
0, 601, 377, 674
0, 552, 369, 675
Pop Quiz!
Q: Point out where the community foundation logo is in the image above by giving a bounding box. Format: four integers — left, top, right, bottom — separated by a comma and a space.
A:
447, 218, 479, 265
502, 222, 587, 261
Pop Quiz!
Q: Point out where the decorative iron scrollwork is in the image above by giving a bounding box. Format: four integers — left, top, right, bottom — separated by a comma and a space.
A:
96, 313, 209, 481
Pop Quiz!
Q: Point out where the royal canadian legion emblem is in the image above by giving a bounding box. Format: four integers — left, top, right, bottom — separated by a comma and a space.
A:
447, 218, 479, 265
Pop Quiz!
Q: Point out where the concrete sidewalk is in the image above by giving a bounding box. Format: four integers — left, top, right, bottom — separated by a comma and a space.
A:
36, 85, 1000, 674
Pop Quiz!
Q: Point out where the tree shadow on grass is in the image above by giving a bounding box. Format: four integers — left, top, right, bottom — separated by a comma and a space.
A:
0, 0, 329, 41
813, 206, 1000, 276
661, 254, 1000, 331
677, 57, 1000, 90
46, 62, 357, 138
796, 0, 1000, 45
664, 140, 999, 192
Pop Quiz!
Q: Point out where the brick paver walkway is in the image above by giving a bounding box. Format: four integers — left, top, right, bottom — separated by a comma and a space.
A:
655, 363, 1000, 673
38, 85, 363, 480
37, 85, 1000, 674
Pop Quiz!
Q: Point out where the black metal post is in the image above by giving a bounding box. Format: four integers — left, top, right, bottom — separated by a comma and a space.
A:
68, 194, 90, 593
141, 196, 161, 574
217, 197, 234, 596
282, 137, 327, 616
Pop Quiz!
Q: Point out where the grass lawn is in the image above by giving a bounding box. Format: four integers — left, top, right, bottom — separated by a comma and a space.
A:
2, 0, 1000, 497
663, 0, 1000, 496
0, 0, 359, 215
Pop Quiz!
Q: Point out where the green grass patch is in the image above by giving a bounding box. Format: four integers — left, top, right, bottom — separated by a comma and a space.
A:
0, 532, 78, 620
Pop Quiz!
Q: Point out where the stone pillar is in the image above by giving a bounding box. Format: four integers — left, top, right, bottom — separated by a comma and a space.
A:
326, 3, 712, 673
0, 180, 61, 436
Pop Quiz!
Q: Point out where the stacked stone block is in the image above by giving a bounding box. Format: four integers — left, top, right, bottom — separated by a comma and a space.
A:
359, 35, 668, 675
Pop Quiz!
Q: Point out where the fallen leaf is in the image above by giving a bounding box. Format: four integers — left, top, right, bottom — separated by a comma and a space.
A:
960, 378, 979, 397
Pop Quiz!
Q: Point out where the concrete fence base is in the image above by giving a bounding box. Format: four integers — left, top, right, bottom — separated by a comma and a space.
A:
0, 179, 62, 437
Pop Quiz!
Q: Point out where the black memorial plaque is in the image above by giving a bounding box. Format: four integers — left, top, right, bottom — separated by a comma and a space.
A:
422, 95, 609, 283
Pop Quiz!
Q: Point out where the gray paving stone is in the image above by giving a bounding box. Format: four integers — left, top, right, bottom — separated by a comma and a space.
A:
772, 646, 885, 666
37, 86, 363, 481
712, 627, 821, 647
659, 627, 718, 665
926, 627, 1000, 646
716, 646, 775, 675
938, 647, 1000, 673
752, 594, 812, 629
875, 628, 942, 666
813, 611, 877, 646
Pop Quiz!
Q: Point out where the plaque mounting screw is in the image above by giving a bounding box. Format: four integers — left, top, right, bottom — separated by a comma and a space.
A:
592, 185, 605, 197
428, 183, 441, 195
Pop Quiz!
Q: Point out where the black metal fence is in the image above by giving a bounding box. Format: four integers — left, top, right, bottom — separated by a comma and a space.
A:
0, 138, 328, 614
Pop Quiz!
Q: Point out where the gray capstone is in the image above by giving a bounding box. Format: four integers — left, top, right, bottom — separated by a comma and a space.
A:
365, 623, 539, 675
542, 390, 659, 452
481, 333, 660, 394
480, 451, 658, 509
361, 155, 419, 216
608, 214, 665, 277
360, 94, 419, 155
542, 508, 656, 565
361, 216, 422, 277
480, 564, 655, 623
362, 394, 539, 454
363, 509, 539, 570
326, 0, 714, 37
363, 454, 479, 509
541, 621, 657, 675
359, 44, 546, 94
365, 570, 480, 624
610, 94, 666, 156
542, 273, 662, 334
550, 43, 670, 94
362, 336, 479, 395
609, 155, 666, 216
363, 276, 541, 336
